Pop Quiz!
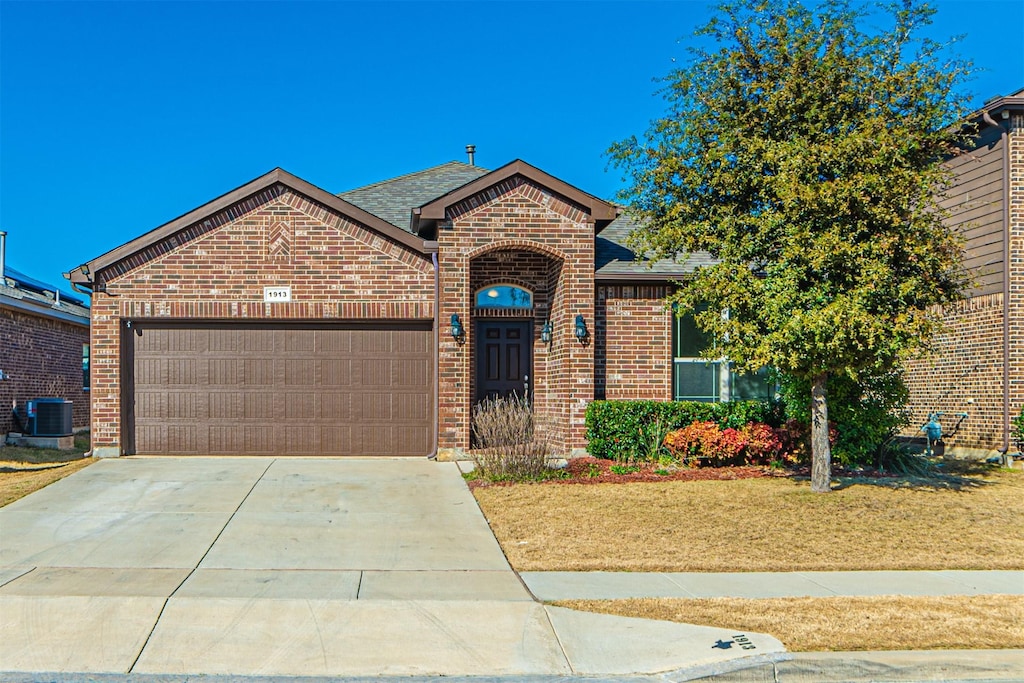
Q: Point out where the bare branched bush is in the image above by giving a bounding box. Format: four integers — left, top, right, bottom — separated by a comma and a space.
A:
471, 394, 552, 481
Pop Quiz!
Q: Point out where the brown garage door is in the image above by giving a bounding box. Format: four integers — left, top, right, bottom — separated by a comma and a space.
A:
125, 322, 433, 456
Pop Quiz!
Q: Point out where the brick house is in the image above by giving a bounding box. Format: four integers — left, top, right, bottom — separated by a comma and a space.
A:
904, 89, 1024, 457
66, 157, 773, 458
1, 232, 91, 437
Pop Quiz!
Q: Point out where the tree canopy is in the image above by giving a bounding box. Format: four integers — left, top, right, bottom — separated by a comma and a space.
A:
610, 0, 973, 491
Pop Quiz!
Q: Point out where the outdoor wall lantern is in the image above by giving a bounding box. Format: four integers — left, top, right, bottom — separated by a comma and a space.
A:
450, 313, 465, 341
540, 319, 552, 344
574, 314, 588, 343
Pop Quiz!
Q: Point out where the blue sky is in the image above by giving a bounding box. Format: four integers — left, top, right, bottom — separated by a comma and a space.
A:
1, 1, 1021, 293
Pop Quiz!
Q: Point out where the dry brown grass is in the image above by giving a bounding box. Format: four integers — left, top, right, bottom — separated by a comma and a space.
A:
0, 458, 93, 507
472, 470, 1024, 571
0, 432, 93, 507
555, 595, 1024, 651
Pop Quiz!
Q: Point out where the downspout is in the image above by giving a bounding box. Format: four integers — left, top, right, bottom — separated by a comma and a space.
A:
428, 251, 440, 460
983, 110, 1012, 456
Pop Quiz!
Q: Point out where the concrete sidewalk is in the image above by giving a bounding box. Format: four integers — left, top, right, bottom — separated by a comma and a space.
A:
521, 569, 1024, 601
0, 457, 785, 679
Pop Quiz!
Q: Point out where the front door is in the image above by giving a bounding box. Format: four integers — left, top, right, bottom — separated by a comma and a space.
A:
475, 321, 531, 402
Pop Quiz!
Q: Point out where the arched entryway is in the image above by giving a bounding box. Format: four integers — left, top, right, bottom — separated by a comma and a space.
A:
467, 246, 567, 450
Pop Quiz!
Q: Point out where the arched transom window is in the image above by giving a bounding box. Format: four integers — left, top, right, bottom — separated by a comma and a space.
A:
474, 284, 533, 309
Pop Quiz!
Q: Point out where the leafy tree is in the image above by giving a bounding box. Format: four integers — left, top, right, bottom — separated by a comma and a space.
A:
610, 0, 972, 492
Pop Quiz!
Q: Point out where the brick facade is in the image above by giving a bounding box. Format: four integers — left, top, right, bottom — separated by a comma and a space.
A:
596, 284, 673, 401
436, 177, 596, 454
89, 186, 434, 455
905, 107, 1024, 454
77, 164, 680, 458
0, 306, 89, 434
904, 294, 1006, 449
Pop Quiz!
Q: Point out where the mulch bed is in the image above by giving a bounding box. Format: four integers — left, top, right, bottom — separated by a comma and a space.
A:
465, 456, 924, 489
466, 456, 772, 488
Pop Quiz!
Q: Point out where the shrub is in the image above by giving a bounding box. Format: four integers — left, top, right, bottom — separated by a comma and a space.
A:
470, 395, 551, 481
1013, 407, 1024, 455
663, 420, 783, 466
739, 422, 785, 465
585, 399, 782, 462
777, 369, 910, 467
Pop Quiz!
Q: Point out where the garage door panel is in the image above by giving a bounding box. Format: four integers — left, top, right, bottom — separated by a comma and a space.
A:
320, 392, 353, 420
394, 359, 429, 387
164, 393, 199, 419
208, 359, 240, 386
128, 322, 432, 456
243, 393, 275, 420
321, 360, 351, 386
209, 392, 240, 419
167, 425, 199, 454
243, 359, 274, 386
321, 425, 351, 453
284, 359, 317, 386
357, 393, 392, 420
359, 359, 391, 386
245, 426, 276, 454
285, 392, 316, 421
316, 332, 352, 354
209, 425, 244, 454
394, 393, 430, 421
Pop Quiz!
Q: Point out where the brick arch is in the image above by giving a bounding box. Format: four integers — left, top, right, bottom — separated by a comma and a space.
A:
472, 279, 537, 298
465, 240, 567, 263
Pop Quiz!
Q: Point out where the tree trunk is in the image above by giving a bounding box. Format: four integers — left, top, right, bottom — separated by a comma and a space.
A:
810, 372, 832, 493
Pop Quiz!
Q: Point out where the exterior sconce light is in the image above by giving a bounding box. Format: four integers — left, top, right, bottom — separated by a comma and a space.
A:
450, 313, 465, 341
574, 314, 588, 343
540, 319, 552, 344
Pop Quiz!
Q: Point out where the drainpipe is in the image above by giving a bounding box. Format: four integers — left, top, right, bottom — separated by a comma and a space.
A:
983, 110, 1012, 456
428, 251, 440, 460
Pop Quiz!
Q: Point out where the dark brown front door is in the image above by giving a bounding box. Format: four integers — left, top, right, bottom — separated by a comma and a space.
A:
475, 321, 531, 402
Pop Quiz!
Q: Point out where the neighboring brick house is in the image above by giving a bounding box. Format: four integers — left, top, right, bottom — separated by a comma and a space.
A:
904, 89, 1024, 456
66, 158, 773, 458
1, 232, 91, 436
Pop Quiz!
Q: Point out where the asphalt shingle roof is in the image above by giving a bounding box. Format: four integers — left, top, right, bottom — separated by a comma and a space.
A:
339, 159, 707, 280
338, 161, 491, 233
595, 212, 715, 278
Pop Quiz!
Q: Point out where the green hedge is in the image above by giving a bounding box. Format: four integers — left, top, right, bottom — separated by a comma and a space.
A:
585, 399, 782, 462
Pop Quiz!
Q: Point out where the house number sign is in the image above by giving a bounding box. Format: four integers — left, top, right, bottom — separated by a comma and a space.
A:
263, 286, 292, 302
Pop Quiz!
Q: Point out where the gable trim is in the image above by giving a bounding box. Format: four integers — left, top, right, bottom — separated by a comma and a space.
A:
415, 159, 618, 224
68, 168, 432, 288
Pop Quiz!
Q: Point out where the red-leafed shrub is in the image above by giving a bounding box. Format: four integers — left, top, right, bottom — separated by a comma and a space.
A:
664, 420, 792, 467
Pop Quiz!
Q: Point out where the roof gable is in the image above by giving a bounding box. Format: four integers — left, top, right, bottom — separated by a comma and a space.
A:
415, 159, 619, 228
68, 168, 432, 288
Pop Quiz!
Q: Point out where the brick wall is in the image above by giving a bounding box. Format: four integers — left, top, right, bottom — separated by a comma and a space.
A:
0, 306, 89, 434
904, 112, 1024, 454
1009, 112, 1024, 448
595, 284, 673, 401
436, 176, 595, 453
904, 294, 1005, 450
90, 186, 434, 454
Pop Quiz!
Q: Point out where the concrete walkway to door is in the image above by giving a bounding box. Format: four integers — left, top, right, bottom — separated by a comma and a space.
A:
0, 457, 784, 679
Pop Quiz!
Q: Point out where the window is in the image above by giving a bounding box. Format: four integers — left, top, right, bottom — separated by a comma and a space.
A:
82, 343, 90, 390
672, 305, 722, 401
474, 284, 532, 309
672, 307, 775, 402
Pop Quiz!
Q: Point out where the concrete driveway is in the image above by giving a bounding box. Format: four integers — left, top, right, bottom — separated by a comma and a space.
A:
0, 457, 783, 678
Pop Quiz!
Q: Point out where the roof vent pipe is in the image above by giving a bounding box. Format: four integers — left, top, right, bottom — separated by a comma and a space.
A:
466, 144, 476, 166
0, 231, 6, 282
